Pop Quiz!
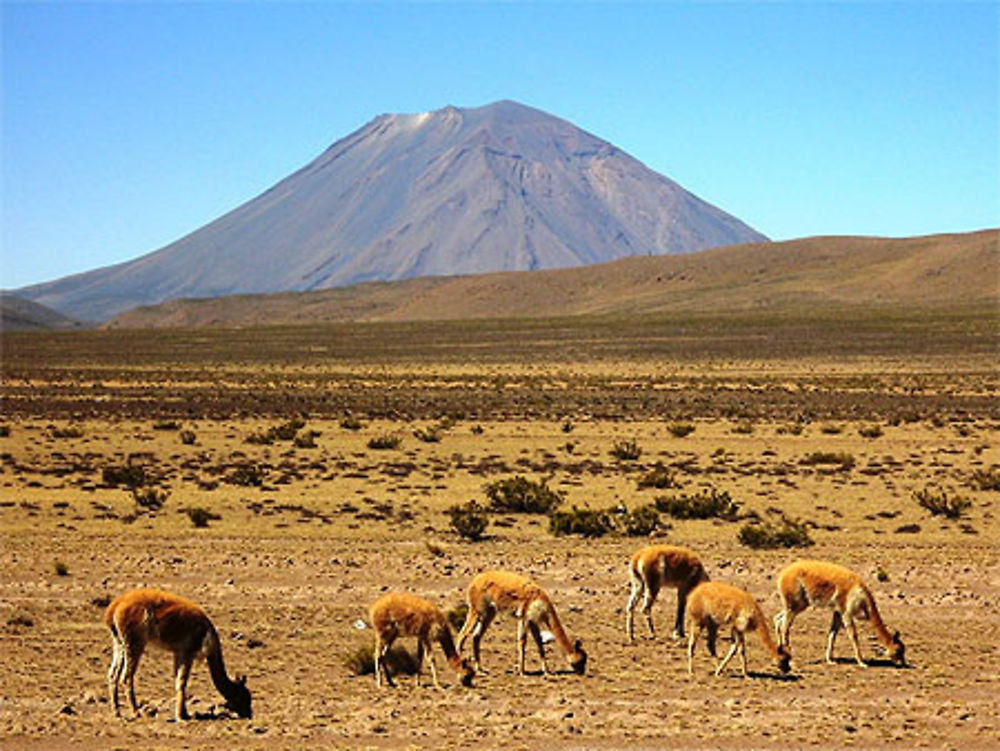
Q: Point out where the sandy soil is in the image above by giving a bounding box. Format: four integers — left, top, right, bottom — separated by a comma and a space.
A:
1, 355, 998, 750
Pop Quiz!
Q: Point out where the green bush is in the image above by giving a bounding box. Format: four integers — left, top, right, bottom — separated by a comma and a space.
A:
446, 603, 470, 632
368, 434, 402, 450
344, 641, 417, 677
667, 422, 695, 438
637, 464, 679, 490
227, 463, 265, 487
969, 468, 1000, 492
340, 416, 364, 431
294, 430, 319, 448
610, 439, 642, 461
730, 420, 754, 435
54, 560, 70, 577
485, 476, 563, 514
655, 488, 741, 520
50, 425, 84, 439
801, 451, 856, 470
619, 504, 661, 536
912, 487, 972, 519
413, 426, 442, 443
858, 424, 884, 439
271, 417, 306, 440
185, 507, 221, 528
738, 516, 814, 549
103, 464, 149, 489
446, 500, 489, 541
549, 507, 614, 538
0, 425, 10, 438
180, 430, 197, 445
132, 486, 168, 511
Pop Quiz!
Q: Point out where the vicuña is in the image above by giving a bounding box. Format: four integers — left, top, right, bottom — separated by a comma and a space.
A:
774, 559, 906, 667
686, 581, 791, 677
456, 570, 587, 676
626, 544, 709, 642
104, 588, 252, 720
368, 592, 475, 689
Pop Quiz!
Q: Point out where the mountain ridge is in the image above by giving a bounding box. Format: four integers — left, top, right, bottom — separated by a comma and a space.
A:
16, 100, 766, 321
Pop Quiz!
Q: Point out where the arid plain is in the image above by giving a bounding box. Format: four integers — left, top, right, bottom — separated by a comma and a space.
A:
1, 306, 998, 750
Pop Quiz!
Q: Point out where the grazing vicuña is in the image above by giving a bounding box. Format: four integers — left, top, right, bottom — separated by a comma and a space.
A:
625, 544, 709, 642
369, 592, 474, 689
686, 581, 791, 677
774, 559, 905, 667
456, 570, 587, 676
104, 588, 252, 720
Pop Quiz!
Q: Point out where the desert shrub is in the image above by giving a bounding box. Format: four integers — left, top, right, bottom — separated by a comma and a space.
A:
875, 566, 889, 583
340, 416, 364, 431
244, 430, 274, 445
801, 451, 856, 470
228, 463, 265, 487
738, 516, 814, 549
610, 439, 642, 461
776, 422, 805, 436
470, 424, 484, 435
858, 424, 884, 439
152, 420, 180, 431
820, 423, 843, 435
0, 425, 9, 438
667, 422, 695, 438
132, 486, 168, 511
549, 507, 614, 538
343, 641, 417, 677
969, 468, 1000, 492
655, 488, 741, 520
294, 430, 319, 448
413, 426, 441, 443
912, 487, 972, 519
730, 420, 754, 435
54, 561, 70, 577
272, 417, 306, 440
49, 425, 84, 439
485, 476, 563, 514
446, 501, 489, 541
561, 420, 574, 433
446, 603, 470, 632
179, 430, 197, 445
618, 504, 661, 536
102, 464, 149, 489
368, 434, 402, 450
637, 464, 679, 490
185, 507, 221, 528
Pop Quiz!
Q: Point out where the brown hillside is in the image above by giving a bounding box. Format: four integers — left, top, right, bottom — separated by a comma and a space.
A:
105, 230, 998, 328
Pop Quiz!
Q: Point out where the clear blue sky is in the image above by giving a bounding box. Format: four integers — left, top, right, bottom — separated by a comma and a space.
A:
2, 1, 997, 289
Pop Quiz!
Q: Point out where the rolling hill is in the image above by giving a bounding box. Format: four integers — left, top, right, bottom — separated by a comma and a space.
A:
104, 229, 998, 329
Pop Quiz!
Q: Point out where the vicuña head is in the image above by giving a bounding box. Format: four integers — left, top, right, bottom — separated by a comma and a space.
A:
105, 588, 252, 721
368, 592, 475, 689
686, 581, 791, 677
456, 570, 587, 677
774, 559, 906, 668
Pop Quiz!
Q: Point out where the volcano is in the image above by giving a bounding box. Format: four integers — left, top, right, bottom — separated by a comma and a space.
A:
17, 100, 767, 321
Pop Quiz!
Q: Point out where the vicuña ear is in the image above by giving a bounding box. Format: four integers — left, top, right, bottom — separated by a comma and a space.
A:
238, 674, 247, 685
573, 639, 583, 651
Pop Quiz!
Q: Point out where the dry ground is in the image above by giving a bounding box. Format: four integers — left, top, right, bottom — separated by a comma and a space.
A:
1, 318, 998, 750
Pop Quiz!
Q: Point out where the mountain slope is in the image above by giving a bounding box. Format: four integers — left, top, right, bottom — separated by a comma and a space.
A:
17, 100, 766, 322
104, 229, 998, 329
